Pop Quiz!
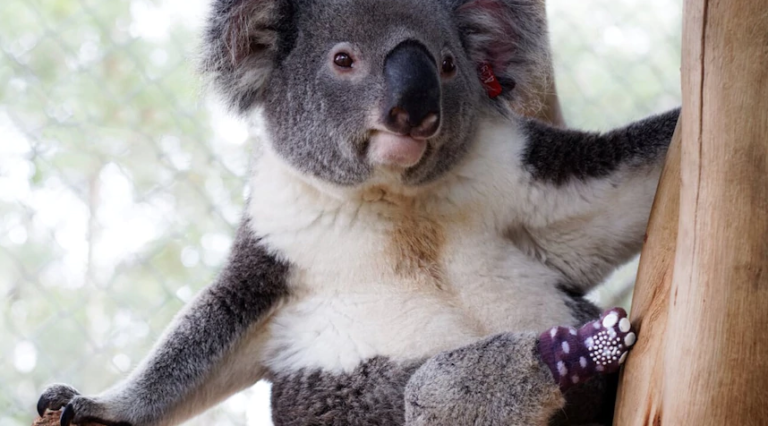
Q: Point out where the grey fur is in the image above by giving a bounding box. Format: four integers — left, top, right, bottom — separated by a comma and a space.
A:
265, 295, 609, 426
405, 332, 563, 426
200, 0, 551, 186
405, 299, 614, 426
38, 219, 291, 425
263, 0, 481, 186
449, 0, 552, 112
200, 0, 296, 112
269, 357, 422, 426
37, 384, 79, 419
522, 109, 680, 185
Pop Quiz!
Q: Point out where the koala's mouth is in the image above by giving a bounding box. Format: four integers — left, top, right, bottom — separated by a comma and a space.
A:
366, 131, 429, 169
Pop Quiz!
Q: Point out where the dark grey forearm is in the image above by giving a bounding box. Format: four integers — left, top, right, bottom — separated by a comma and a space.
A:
522, 108, 680, 185
39, 219, 290, 426
111, 219, 290, 423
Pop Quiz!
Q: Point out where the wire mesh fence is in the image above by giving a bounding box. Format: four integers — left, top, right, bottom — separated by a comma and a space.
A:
0, 0, 681, 424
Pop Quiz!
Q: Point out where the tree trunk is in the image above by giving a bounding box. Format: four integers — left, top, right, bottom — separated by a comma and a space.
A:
614, 0, 768, 424
613, 121, 681, 425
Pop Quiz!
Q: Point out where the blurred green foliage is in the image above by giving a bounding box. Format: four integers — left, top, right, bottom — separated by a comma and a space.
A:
0, 0, 248, 424
0, 0, 681, 425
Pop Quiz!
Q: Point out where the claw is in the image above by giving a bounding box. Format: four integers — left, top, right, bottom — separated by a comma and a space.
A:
38, 384, 80, 417
36, 395, 48, 417
61, 404, 75, 426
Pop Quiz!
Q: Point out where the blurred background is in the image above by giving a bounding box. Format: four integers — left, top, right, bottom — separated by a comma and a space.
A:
0, 0, 681, 424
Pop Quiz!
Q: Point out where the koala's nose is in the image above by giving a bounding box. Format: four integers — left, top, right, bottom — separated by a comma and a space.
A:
383, 40, 441, 139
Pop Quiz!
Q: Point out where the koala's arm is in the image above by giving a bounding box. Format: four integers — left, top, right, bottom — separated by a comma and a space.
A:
405, 332, 565, 426
512, 108, 680, 290
267, 333, 609, 426
37, 219, 290, 426
269, 307, 632, 425
406, 321, 626, 426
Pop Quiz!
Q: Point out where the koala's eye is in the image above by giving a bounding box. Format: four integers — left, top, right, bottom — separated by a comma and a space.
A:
333, 52, 354, 68
441, 56, 456, 77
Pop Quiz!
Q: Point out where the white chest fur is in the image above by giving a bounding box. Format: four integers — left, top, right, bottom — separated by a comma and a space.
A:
248, 119, 577, 373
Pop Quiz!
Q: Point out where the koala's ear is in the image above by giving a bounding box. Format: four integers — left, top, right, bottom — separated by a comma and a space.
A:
453, 0, 551, 112
200, 0, 294, 113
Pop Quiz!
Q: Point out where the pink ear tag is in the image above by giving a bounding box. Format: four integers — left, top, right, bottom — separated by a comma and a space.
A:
478, 62, 503, 98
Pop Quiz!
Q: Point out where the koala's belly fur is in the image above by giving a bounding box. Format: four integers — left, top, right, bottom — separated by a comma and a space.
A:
248, 120, 576, 374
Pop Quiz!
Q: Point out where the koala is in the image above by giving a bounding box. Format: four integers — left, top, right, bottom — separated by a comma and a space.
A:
36, 0, 680, 425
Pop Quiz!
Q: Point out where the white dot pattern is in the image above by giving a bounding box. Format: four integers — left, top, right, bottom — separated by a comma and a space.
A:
619, 318, 631, 332
539, 308, 636, 391
585, 310, 636, 368
602, 313, 618, 328
625, 332, 636, 347
587, 329, 623, 366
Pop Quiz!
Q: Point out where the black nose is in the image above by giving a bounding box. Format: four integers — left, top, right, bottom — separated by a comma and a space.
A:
383, 40, 441, 139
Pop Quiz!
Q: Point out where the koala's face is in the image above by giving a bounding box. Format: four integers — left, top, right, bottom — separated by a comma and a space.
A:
262, 0, 484, 186
203, 0, 549, 186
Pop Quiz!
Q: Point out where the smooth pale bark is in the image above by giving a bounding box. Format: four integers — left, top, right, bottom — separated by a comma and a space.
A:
613, 121, 681, 425
615, 0, 768, 424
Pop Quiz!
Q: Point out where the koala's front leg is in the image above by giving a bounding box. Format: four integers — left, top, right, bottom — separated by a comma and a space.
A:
404, 309, 635, 426
37, 220, 290, 426
513, 109, 680, 292
404, 332, 563, 426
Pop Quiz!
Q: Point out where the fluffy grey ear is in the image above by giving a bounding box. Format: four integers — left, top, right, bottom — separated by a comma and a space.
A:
200, 0, 294, 113
453, 0, 551, 112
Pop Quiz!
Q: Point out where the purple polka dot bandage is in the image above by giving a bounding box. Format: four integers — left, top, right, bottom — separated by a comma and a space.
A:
537, 307, 637, 391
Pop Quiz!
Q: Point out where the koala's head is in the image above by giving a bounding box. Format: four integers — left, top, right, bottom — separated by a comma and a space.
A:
201, 0, 549, 187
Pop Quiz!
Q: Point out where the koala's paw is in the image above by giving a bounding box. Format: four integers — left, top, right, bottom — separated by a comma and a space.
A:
37, 385, 132, 426
37, 384, 80, 416
538, 307, 637, 390
583, 308, 636, 371
406, 333, 565, 426
62, 396, 133, 426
